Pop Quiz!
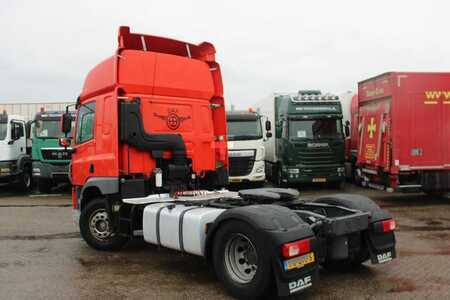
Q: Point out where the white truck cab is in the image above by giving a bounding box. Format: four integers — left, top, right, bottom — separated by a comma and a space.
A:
0, 111, 32, 190
226, 110, 272, 185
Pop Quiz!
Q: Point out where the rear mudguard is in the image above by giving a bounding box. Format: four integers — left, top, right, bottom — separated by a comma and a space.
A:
366, 230, 396, 264
315, 194, 396, 264
205, 205, 319, 296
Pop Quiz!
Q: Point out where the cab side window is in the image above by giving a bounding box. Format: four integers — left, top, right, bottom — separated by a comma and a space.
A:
76, 101, 96, 144
12, 122, 24, 140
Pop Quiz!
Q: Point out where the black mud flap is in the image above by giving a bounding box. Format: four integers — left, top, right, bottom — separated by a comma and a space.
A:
272, 238, 320, 297
366, 231, 396, 264
274, 262, 319, 296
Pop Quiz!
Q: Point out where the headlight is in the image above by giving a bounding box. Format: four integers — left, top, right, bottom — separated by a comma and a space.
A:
288, 168, 299, 174
0, 167, 11, 174
337, 167, 345, 173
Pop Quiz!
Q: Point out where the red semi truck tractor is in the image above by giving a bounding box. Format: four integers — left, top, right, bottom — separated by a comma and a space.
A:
349, 72, 450, 194
60, 27, 396, 298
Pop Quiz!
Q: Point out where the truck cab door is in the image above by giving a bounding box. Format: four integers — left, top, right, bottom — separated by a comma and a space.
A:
10, 121, 26, 157
71, 101, 97, 186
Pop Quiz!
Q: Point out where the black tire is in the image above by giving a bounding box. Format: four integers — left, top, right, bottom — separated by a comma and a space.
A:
212, 220, 273, 299
353, 168, 363, 186
15, 164, 32, 191
276, 165, 287, 188
37, 178, 52, 194
79, 198, 128, 251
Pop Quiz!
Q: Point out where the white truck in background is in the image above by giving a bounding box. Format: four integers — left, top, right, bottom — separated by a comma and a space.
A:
0, 111, 32, 190
226, 110, 272, 185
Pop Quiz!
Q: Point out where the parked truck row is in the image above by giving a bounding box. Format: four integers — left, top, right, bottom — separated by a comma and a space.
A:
52, 26, 397, 299
0, 109, 74, 192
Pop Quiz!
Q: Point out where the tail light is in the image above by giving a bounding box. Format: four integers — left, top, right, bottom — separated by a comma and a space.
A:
374, 219, 396, 233
281, 238, 311, 258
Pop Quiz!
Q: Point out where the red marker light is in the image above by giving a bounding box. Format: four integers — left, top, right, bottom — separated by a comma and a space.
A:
382, 219, 396, 232
281, 238, 311, 258
374, 219, 396, 233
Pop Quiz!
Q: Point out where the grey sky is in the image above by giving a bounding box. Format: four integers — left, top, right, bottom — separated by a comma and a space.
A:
1, 0, 449, 108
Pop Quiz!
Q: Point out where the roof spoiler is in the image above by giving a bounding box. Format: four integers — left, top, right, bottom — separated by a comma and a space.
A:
118, 26, 216, 62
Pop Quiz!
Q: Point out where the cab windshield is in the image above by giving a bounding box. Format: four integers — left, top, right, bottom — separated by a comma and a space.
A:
35, 120, 71, 139
227, 119, 263, 141
289, 119, 342, 140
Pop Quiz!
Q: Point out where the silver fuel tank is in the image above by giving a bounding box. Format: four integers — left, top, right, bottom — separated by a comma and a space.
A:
143, 203, 225, 256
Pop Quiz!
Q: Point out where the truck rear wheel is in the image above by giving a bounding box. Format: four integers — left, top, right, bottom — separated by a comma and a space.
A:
37, 178, 52, 194
212, 220, 273, 299
79, 198, 128, 251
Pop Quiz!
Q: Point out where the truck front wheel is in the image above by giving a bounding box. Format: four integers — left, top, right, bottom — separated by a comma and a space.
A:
212, 220, 273, 299
15, 165, 32, 191
79, 198, 128, 251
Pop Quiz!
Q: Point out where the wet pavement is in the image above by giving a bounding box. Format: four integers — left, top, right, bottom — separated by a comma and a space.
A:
0, 184, 449, 299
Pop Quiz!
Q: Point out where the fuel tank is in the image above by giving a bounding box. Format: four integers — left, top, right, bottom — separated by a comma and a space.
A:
143, 203, 225, 256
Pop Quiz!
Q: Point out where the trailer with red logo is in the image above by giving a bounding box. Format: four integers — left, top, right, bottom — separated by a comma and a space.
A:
352, 72, 450, 194
60, 27, 397, 298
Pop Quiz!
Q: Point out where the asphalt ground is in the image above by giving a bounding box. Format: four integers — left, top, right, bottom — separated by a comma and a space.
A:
0, 183, 449, 299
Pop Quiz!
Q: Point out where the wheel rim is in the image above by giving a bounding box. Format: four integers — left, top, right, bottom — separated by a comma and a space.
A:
89, 208, 114, 241
224, 233, 258, 284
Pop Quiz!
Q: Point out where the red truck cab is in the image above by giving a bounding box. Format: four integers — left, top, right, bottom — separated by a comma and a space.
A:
69, 26, 228, 213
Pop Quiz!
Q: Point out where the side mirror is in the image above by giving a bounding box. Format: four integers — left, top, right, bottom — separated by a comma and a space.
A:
59, 137, 71, 148
61, 112, 72, 135
265, 120, 271, 131
344, 120, 350, 137
266, 132, 272, 138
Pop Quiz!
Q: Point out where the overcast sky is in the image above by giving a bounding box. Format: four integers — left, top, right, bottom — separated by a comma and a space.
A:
1, 0, 449, 108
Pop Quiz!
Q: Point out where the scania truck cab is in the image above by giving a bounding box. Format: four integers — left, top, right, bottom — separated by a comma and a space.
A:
226, 110, 270, 185
256, 90, 345, 187
31, 110, 74, 193
61, 27, 396, 299
0, 111, 32, 190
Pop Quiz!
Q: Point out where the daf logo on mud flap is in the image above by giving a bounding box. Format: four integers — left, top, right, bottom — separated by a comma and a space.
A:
377, 251, 392, 263
288, 275, 312, 293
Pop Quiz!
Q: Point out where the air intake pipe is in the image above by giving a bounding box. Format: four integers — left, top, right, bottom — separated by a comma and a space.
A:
119, 98, 188, 166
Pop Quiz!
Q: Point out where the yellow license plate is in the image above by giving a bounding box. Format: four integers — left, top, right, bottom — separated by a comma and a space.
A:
284, 252, 315, 270
228, 178, 242, 183
312, 178, 327, 183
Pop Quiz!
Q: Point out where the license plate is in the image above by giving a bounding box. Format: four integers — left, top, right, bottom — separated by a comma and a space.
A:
284, 252, 315, 271
228, 178, 242, 183
312, 178, 326, 183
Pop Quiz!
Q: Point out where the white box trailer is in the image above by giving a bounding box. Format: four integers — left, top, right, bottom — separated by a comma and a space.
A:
0, 101, 73, 122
